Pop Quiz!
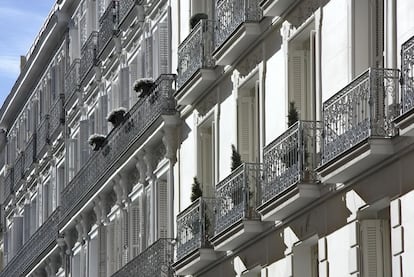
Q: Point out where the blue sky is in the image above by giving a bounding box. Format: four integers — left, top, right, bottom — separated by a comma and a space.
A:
0, 0, 55, 107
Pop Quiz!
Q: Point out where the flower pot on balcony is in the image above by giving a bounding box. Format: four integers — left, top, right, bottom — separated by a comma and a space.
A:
107, 107, 127, 127
88, 134, 106, 151
133, 78, 154, 98
190, 13, 208, 29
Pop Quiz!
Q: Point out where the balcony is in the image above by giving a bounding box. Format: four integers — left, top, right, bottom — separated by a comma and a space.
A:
79, 31, 98, 85
3, 168, 13, 202
98, 0, 119, 60
36, 116, 50, 159
64, 59, 80, 108
214, 0, 262, 65
259, 0, 293, 17
112, 238, 173, 277
60, 74, 176, 225
13, 153, 24, 192
24, 134, 36, 175
395, 36, 414, 135
49, 98, 64, 142
210, 163, 267, 251
257, 121, 322, 221
0, 207, 60, 277
118, 0, 143, 30
317, 68, 399, 184
176, 20, 216, 104
173, 198, 221, 275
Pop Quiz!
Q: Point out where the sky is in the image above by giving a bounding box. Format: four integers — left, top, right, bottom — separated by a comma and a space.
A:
0, 0, 55, 107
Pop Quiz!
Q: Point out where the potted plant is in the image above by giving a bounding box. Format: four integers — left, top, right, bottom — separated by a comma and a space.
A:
190, 13, 208, 29
231, 144, 243, 171
287, 101, 299, 127
191, 177, 203, 202
88, 134, 106, 151
106, 107, 127, 127
133, 78, 154, 98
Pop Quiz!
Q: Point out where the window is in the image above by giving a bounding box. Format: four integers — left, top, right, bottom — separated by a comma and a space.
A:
288, 22, 316, 121
150, 14, 171, 79
292, 237, 319, 277
129, 192, 145, 258
67, 132, 79, 182
197, 115, 215, 197
237, 78, 259, 163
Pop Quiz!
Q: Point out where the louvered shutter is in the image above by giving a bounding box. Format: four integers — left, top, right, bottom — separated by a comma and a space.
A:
43, 182, 50, 219
80, 119, 89, 165
120, 67, 130, 109
88, 236, 99, 277
129, 200, 141, 258
158, 20, 170, 75
122, 209, 129, 265
360, 220, 389, 277
238, 96, 254, 163
12, 216, 23, 255
201, 129, 213, 192
111, 81, 120, 111
289, 51, 306, 120
30, 197, 37, 236
157, 181, 168, 239
99, 225, 107, 277
51, 166, 57, 211
129, 58, 139, 107
4, 229, 8, 262
106, 222, 116, 275
23, 204, 30, 243
145, 186, 152, 246
152, 27, 159, 78
38, 184, 43, 224
99, 94, 108, 135
145, 36, 153, 78
116, 213, 122, 270
51, 66, 57, 102
68, 138, 79, 181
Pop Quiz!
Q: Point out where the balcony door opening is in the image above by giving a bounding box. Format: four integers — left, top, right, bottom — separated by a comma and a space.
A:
237, 76, 259, 164
288, 21, 316, 122
197, 115, 215, 198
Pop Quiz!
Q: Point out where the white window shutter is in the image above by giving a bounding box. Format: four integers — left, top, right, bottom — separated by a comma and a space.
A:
157, 180, 168, 239
289, 51, 306, 119
99, 94, 108, 135
106, 222, 116, 275
68, 138, 79, 181
12, 216, 23, 255
200, 128, 214, 192
99, 225, 107, 277
158, 20, 170, 75
79, 119, 89, 165
120, 67, 130, 109
145, 186, 152, 245
43, 182, 50, 220
129, 57, 139, 107
152, 27, 159, 78
139, 193, 146, 251
38, 185, 43, 224
145, 36, 153, 78
51, 166, 57, 211
238, 96, 254, 163
122, 209, 129, 265
360, 220, 390, 277
30, 197, 37, 236
23, 204, 31, 243
129, 200, 141, 258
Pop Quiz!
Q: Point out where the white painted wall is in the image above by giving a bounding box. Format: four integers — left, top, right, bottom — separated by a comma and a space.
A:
178, 114, 196, 211
179, 0, 191, 44
265, 49, 286, 145
321, 0, 349, 102
397, 0, 414, 67
397, 191, 414, 277
218, 93, 236, 182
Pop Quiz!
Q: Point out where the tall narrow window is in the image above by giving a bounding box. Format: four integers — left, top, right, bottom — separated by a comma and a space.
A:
288, 23, 316, 121
237, 80, 259, 163
198, 116, 215, 197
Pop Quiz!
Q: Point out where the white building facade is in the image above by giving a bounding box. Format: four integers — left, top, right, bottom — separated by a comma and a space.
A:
0, 0, 414, 276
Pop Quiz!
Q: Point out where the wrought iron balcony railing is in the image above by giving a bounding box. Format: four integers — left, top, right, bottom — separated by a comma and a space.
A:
36, 116, 50, 158
13, 153, 24, 191
3, 168, 13, 202
61, 74, 176, 223
24, 134, 36, 173
119, 0, 140, 26
214, 163, 262, 236
98, 0, 120, 56
215, 0, 262, 51
401, 36, 414, 115
64, 59, 80, 106
322, 68, 400, 165
176, 197, 216, 260
261, 121, 322, 204
112, 238, 173, 277
79, 32, 99, 83
177, 19, 215, 89
0, 207, 60, 277
49, 98, 64, 140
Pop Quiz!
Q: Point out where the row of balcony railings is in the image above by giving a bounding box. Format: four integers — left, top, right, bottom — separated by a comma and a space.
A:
3, 168, 13, 202
0, 207, 61, 277
175, 67, 402, 261
112, 238, 174, 277
321, 68, 400, 165
37, 115, 50, 158
177, 19, 215, 89
79, 31, 99, 84
64, 59, 80, 107
401, 35, 414, 115
60, 74, 177, 224
98, 0, 120, 57
49, 97, 65, 141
